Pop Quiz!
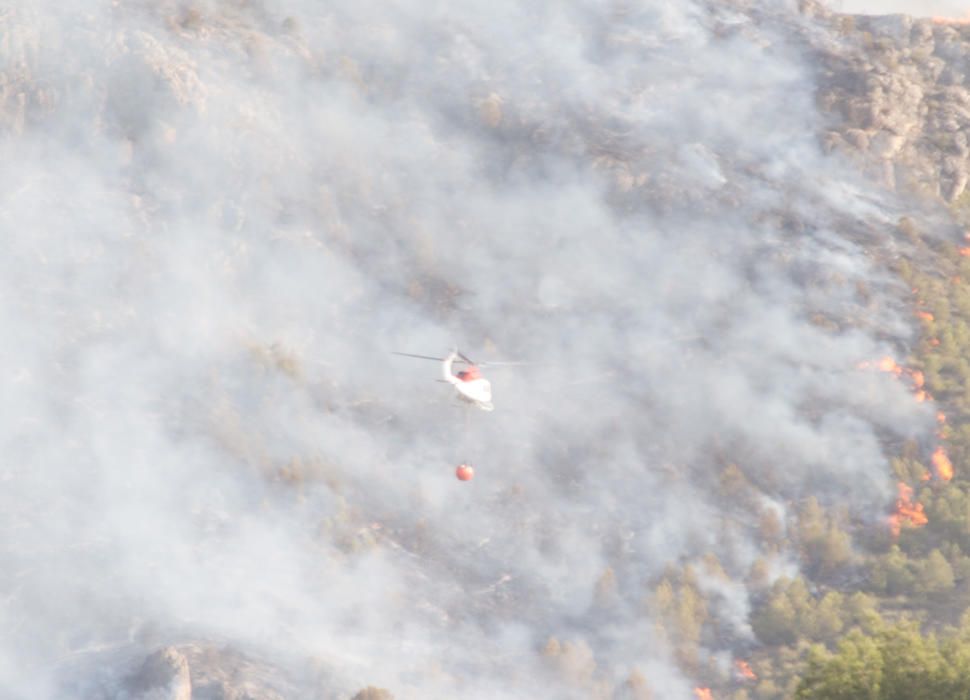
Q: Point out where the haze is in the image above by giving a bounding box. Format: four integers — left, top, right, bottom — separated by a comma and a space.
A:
832, 0, 969, 17
0, 1, 938, 698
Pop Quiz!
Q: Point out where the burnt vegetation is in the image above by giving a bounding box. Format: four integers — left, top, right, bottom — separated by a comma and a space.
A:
9, 2, 970, 700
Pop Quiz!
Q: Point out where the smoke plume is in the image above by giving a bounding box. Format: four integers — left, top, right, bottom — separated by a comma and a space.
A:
0, 1, 938, 698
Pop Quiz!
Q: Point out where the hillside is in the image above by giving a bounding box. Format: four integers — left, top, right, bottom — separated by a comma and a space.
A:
2, 2, 970, 699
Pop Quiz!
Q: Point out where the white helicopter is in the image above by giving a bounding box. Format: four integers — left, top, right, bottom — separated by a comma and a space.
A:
392, 348, 525, 412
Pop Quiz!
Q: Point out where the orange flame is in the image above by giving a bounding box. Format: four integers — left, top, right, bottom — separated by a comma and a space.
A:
937, 411, 947, 424
960, 247, 970, 257
862, 359, 932, 403
735, 660, 757, 681
917, 311, 935, 322
877, 357, 904, 376
932, 446, 954, 482
694, 689, 713, 700
890, 482, 928, 538
933, 12, 970, 25
930, 338, 941, 346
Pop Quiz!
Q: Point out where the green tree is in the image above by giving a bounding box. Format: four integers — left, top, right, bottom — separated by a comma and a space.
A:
868, 545, 916, 596
812, 525, 853, 579
752, 581, 798, 645
351, 688, 394, 700
878, 623, 952, 700
796, 634, 884, 700
613, 670, 652, 700
758, 507, 785, 550
916, 549, 955, 595
649, 570, 708, 667
796, 498, 853, 578
797, 498, 826, 546
747, 558, 772, 591
843, 592, 880, 633
814, 592, 845, 644
796, 621, 970, 699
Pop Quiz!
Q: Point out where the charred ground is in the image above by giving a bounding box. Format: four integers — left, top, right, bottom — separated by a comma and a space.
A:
3, 1, 970, 699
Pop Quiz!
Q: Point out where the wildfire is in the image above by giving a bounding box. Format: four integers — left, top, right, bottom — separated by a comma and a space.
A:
933, 15, 970, 25
960, 247, 970, 257
877, 356, 904, 376
932, 446, 954, 482
930, 338, 941, 346
890, 482, 928, 538
694, 689, 713, 700
917, 311, 935, 322
735, 660, 757, 681
864, 357, 930, 400
860, 356, 950, 489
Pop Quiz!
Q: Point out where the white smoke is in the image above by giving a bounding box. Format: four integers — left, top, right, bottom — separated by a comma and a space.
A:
0, 1, 938, 698
832, 0, 969, 18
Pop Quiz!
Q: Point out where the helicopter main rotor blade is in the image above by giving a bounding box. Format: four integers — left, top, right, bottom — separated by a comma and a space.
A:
391, 351, 446, 362
392, 350, 525, 367
392, 351, 476, 365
